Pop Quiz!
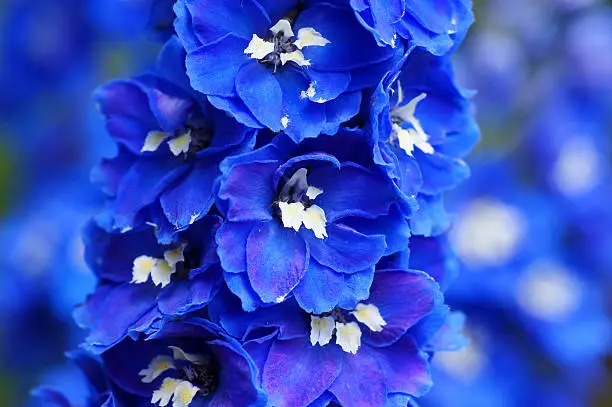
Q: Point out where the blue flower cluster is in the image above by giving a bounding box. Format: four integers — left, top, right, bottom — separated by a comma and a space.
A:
28, 1, 479, 407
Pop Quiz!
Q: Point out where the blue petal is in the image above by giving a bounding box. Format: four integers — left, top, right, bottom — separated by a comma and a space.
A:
293, 261, 344, 314
160, 160, 217, 230
112, 157, 190, 229
321, 91, 362, 135
329, 346, 387, 407
210, 287, 308, 340
224, 271, 265, 311
306, 69, 351, 103
94, 80, 157, 154
338, 266, 375, 309
208, 95, 264, 128
372, 335, 432, 397
296, 3, 393, 71
186, 34, 250, 97
236, 62, 283, 131
157, 267, 223, 316
207, 339, 261, 407
218, 160, 277, 222
247, 221, 309, 303
308, 162, 396, 222
363, 270, 440, 347
77, 283, 159, 353
216, 221, 257, 274
184, 0, 270, 43
417, 150, 470, 194
276, 68, 326, 142
303, 223, 386, 274
342, 203, 410, 255
263, 338, 343, 407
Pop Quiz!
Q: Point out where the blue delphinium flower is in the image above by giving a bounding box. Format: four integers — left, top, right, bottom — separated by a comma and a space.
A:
209, 268, 445, 407
94, 40, 256, 236
349, 0, 474, 55
76, 215, 224, 353
31, 319, 265, 407
370, 49, 479, 237
100, 318, 265, 407
173, 0, 404, 141
215, 129, 411, 312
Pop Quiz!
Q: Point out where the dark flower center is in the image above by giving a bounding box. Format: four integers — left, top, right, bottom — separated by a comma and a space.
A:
178, 363, 218, 397
260, 31, 298, 70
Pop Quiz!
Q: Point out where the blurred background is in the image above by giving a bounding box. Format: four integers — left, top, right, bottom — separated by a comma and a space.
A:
0, 0, 610, 406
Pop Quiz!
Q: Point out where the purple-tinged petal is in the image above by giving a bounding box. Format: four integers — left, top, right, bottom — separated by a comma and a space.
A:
160, 161, 217, 230
77, 283, 159, 354
372, 336, 432, 397
329, 347, 387, 407
263, 338, 343, 407
247, 221, 309, 303
218, 161, 277, 222
244, 332, 277, 384
210, 287, 308, 340
216, 221, 257, 274
208, 339, 261, 407
364, 270, 440, 347
94, 80, 158, 154
186, 34, 250, 97
112, 157, 190, 229
294, 261, 344, 314
135, 74, 193, 132
83, 222, 160, 283
92, 147, 135, 197
236, 62, 283, 131
304, 223, 386, 274
157, 267, 223, 316
308, 162, 396, 222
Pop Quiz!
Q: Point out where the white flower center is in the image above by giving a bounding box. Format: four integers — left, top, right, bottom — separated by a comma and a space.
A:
450, 198, 527, 267
278, 180, 327, 239
244, 19, 330, 69
516, 261, 581, 322
389, 91, 434, 156
131, 245, 185, 288
142, 130, 192, 157
143, 347, 210, 407
309, 303, 385, 354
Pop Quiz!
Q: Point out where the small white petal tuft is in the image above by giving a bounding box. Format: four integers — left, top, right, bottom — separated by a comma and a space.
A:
168, 346, 207, 366
391, 93, 434, 156
139, 355, 176, 383
280, 50, 310, 66
310, 316, 335, 346
152, 378, 181, 407
279, 201, 305, 231
172, 381, 200, 407
132, 255, 156, 284
306, 186, 323, 200
168, 133, 192, 156
142, 131, 170, 153
151, 259, 176, 288
335, 322, 362, 354
302, 205, 327, 239
164, 245, 185, 268
352, 303, 387, 332
300, 82, 316, 100
270, 19, 294, 38
294, 27, 330, 49
244, 34, 275, 60
281, 115, 290, 128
